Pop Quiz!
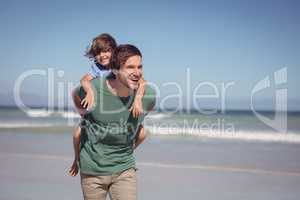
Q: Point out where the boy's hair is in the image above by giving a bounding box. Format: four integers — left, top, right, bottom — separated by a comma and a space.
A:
112, 44, 142, 70
85, 33, 117, 59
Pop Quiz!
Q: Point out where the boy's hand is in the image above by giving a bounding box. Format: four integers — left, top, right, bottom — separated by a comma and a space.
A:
129, 97, 143, 118
81, 91, 94, 111
69, 160, 79, 177
129, 77, 146, 118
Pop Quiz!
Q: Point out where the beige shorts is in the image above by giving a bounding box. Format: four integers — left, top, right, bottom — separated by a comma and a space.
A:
80, 168, 137, 200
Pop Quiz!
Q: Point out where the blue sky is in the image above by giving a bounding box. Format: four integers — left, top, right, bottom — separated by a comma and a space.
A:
0, 0, 299, 110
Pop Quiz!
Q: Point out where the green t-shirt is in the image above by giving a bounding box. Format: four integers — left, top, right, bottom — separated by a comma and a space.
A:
77, 77, 156, 175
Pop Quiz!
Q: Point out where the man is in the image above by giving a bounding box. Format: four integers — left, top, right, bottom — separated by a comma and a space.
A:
73, 44, 156, 200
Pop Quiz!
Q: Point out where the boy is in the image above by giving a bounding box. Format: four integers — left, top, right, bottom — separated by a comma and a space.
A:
69, 34, 146, 176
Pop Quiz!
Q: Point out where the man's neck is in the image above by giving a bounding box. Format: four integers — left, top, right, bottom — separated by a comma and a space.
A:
106, 78, 131, 97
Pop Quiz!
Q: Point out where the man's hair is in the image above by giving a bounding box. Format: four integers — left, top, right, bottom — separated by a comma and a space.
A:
112, 44, 142, 70
85, 33, 117, 59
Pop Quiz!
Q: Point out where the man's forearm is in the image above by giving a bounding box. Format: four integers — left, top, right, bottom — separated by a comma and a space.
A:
134, 126, 146, 149
74, 140, 80, 161
73, 127, 81, 161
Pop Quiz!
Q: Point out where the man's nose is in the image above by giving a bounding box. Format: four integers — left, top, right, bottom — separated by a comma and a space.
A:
133, 68, 142, 77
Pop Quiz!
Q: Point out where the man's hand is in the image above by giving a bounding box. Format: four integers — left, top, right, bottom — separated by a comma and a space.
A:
69, 159, 79, 177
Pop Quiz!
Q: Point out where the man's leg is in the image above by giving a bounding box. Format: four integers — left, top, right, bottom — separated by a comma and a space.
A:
109, 168, 137, 200
80, 173, 111, 200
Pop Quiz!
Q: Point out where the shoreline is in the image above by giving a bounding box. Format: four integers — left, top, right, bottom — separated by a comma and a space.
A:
1, 131, 300, 200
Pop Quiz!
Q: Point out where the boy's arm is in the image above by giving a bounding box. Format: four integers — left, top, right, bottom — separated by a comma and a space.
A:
80, 73, 95, 110
129, 77, 146, 118
136, 77, 146, 99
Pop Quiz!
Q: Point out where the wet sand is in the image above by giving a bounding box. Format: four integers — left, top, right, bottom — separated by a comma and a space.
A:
1, 131, 300, 200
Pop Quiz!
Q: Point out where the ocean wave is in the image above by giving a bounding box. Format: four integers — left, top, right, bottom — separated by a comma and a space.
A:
147, 113, 170, 120
1, 121, 300, 144
0, 123, 55, 128
25, 109, 80, 119
145, 126, 300, 143
59, 111, 80, 119
26, 109, 52, 117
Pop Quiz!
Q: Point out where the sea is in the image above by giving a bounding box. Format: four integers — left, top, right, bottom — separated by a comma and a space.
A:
1, 106, 300, 200
1, 106, 300, 144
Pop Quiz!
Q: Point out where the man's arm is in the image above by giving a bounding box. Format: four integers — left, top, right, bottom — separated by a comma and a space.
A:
133, 86, 156, 149
72, 126, 81, 162
134, 125, 146, 149
69, 126, 81, 176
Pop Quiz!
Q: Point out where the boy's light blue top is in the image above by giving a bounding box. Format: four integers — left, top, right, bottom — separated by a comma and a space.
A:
89, 61, 110, 78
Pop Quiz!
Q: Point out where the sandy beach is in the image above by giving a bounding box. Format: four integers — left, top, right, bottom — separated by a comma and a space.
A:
1, 131, 300, 200
1, 0, 300, 199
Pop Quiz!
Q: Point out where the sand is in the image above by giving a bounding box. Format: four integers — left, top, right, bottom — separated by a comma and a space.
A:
1, 131, 300, 200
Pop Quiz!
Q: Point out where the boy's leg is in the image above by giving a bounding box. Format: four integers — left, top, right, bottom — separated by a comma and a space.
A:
80, 173, 111, 200
74, 126, 81, 137
109, 168, 137, 200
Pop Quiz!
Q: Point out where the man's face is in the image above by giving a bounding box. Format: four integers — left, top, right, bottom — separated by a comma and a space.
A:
116, 55, 143, 90
95, 50, 112, 67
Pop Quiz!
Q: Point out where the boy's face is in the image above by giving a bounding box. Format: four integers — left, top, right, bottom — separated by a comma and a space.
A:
95, 50, 112, 67
116, 55, 143, 90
